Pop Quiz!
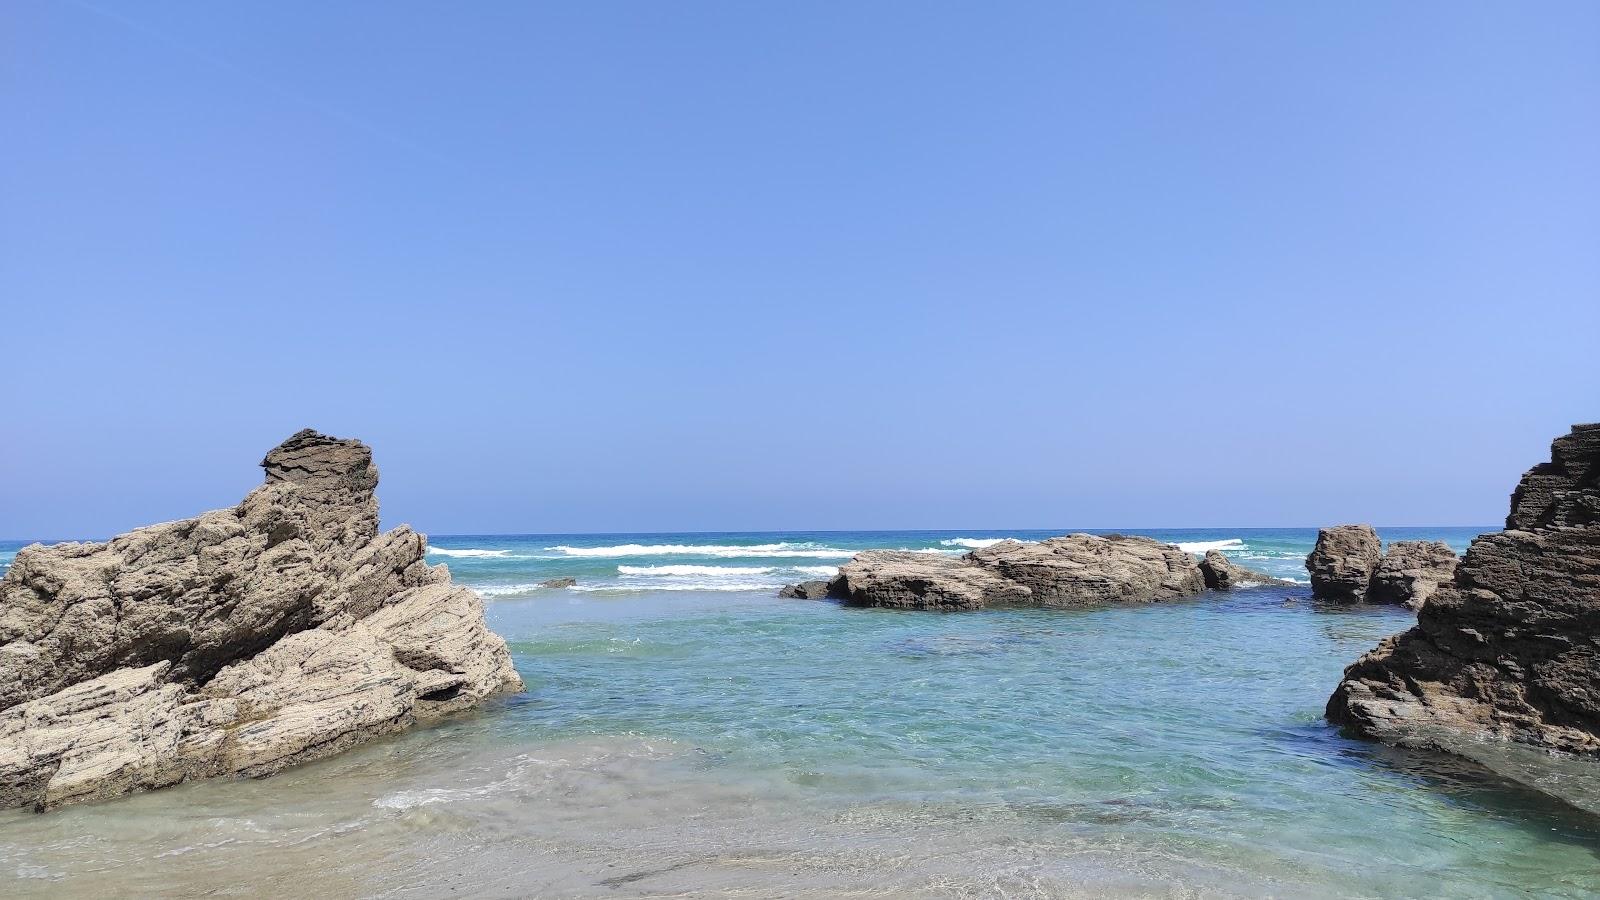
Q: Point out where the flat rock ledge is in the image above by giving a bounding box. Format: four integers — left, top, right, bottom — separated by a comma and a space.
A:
815, 533, 1255, 611
1327, 423, 1600, 814
1307, 526, 1457, 609
0, 430, 522, 812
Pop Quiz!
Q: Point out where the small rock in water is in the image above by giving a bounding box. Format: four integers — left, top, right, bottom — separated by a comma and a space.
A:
778, 580, 832, 599
540, 577, 578, 588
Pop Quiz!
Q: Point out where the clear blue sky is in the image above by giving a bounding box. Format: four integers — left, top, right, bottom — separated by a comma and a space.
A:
2, 1, 1596, 538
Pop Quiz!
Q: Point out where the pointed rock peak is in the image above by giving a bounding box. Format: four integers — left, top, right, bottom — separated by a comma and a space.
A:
261, 429, 378, 502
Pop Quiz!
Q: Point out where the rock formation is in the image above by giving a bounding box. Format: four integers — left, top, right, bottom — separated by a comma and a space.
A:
1199, 549, 1291, 591
777, 579, 832, 600
824, 534, 1228, 610
539, 577, 578, 589
0, 430, 522, 811
1307, 526, 1456, 608
1306, 525, 1382, 602
1327, 423, 1600, 813
1367, 541, 1458, 610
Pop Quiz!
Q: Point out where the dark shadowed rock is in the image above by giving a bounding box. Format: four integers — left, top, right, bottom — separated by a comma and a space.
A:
778, 580, 831, 599
1327, 423, 1600, 814
1367, 541, 1458, 610
0, 431, 522, 812
539, 577, 578, 589
1306, 525, 1381, 602
1199, 549, 1291, 590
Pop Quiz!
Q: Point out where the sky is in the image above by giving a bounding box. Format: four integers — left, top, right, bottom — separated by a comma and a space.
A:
2, 1, 1597, 538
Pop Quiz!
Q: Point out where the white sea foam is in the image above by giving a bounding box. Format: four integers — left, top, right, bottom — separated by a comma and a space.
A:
939, 537, 1025, 549
792, 565, 840, 577
427, 547, 514, 558
547, 542, 858, 559
1175, 539, 1246, 554
617, 565, 774, 577
572, 581, 776, 593
472, 583, 567, 597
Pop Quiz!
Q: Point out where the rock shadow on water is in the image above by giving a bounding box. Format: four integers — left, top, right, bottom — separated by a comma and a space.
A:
1269, 719, 1600, 861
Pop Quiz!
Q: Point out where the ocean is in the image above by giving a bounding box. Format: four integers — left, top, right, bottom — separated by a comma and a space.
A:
3, 527, 1599, 897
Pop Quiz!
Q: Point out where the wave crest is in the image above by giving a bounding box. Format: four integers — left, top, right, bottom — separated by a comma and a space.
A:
1175, 539, 1246, 553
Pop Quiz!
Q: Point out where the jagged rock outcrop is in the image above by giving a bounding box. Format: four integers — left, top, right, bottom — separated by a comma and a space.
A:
1367, 541, 1458, 610
829, 551, 1031, 610
0, 430, 522, 811
1199, 549, 1290, 590
777, 579, 831, 600
1327, 423, 1600, 813
1307, 525, 1457, 608
826, 534, 1214, 610
1306, 525, 1382, 602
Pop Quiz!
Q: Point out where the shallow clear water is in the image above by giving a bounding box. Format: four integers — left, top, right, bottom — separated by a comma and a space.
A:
4, 528, 1599, 897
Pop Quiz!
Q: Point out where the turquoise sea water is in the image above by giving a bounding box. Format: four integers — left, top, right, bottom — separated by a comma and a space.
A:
3, 527, 1599, 897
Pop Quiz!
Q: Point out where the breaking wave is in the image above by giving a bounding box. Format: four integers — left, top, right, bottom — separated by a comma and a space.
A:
617, 565, 773, 577
939, 537, 1025, 549
428, 547, 515, 558
547, 543, 857, 559
1175, 539, 1246, 553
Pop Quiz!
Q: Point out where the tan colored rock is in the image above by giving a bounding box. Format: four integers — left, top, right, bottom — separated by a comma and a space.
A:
831, 551, 1030, 610
828, 534, 1208, 611
967, 534, 1205, 607
1367, 540, 1458, 610
0, 430, 521, 811
1306, 525, 1381, 602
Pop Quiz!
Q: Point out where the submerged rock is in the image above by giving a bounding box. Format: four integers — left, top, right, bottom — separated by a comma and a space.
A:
1327, 423, 1600, 813
827, 534, 1212, 611
0, 430, 522, 811
777, 580, 832, 599
1306, 525, 1382, 602
539, 577, 578, 589
1199, 549, 1290, 590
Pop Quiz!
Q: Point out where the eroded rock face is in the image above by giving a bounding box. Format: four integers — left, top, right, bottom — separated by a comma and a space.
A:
1367, 541, 1458, 610
1306, 526, 1457, 609
0, 430, 522, 811
830, 551, 1031, 610
827, 534, 1211, 610
1327, 423, 1600, 813
1306, 525, 1382, 602
968, 535, 1204, 607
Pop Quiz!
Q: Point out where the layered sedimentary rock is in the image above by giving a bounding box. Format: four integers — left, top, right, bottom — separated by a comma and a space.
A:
1199, 549, 1290, 591
824, 534, 1222, 610
1367, 541, 1458, 610
0, 430, 522, 811
1306, 525, 1382, 602
1306, 525, 1457, 608
1327, 424, 1600, 813
828, 551, 1031, 610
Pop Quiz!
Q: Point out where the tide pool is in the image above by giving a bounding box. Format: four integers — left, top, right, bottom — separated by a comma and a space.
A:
3, 527, 1597, 897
